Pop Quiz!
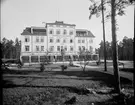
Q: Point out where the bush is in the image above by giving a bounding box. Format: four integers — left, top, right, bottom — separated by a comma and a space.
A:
96, 60, 101, 65
40, 63, 45, 72
69, 59, 73, 66
61, 65, 67, 72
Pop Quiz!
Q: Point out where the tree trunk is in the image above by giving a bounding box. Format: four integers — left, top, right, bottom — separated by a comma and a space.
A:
111, 0, 121, 93
101, 0, 107, 71
83, 65, 86, 72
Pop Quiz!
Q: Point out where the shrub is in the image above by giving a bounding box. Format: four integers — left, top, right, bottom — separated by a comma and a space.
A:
40, 63, 45, 72
69, 59, 73, 66
61, 65, 67, 72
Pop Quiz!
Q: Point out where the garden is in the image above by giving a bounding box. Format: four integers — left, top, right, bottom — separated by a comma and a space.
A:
2, 61, 134, 105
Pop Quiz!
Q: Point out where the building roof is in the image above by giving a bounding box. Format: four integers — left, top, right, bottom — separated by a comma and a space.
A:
76, 29, 95, 37
21, 27, 32, 35
21, 26, 95, 37
21, 27, 46, 35
46, 21, 76, 27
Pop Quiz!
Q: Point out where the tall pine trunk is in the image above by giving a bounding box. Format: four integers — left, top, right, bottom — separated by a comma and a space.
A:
111, 0, 121, 93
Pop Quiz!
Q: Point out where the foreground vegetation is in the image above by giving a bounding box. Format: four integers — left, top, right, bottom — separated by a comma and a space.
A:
2, 64, 134, 105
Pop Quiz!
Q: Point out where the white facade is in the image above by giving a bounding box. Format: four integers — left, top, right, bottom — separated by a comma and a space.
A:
20, 21, 95, 63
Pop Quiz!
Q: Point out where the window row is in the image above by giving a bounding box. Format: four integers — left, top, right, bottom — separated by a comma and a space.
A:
24, 45, 74, 52
78, 39, 93, 43
21, 54, 98, 63
49, 29, 74, 35
35, 36, 44, 42
24, 36, 45, 43
78, 46, 93, 52
25, 46, 45, 52
48, 25, 74, 28
49, 46, 74, 52
49, 38, 73, 43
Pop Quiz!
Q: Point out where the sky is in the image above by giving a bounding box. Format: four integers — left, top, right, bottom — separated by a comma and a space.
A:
1, 0, 134, 48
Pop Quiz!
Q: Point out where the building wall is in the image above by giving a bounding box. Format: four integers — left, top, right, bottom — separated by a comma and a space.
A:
21, 35, 47, 56
46, 24, 76, 55
20, 23, 96, 63
75, 37, 94, 54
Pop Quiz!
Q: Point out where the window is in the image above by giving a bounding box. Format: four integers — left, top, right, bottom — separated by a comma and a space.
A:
82, 46, 85, 51
36, 36, 39, 42
41, 36, 44, 42
82, 40, 85, 43
89, 46, 93, 53
69, 30, 73, 35
50, 38, 53, 43
78, 46, 81, 51
64, 46, 67, 51
41, 46, 44, 51
49, 46, 54, 52
57, 46, 60, 51
63, 39, 66, 43
25, 36, 30, 42
56, 39, 60, 43
25, 46, 29, 51
78, 40, 81, 43
61, 46, 63, 50
49, 25, 53, 27
31, 56, 38, 62
63, 29, 67, 35
89, 39, 93, 43
36, 46, 39, 51
56, 25, 60, 27
56, 29, 60, 35
70, 46, 73, 51
49, 29, 53, 34
70, 39, 73, 43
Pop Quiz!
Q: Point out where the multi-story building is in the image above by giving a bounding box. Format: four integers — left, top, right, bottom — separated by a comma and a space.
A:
21, 21, 97, 63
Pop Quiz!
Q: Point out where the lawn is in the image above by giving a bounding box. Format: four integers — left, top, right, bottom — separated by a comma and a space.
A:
2, 63, 134, 105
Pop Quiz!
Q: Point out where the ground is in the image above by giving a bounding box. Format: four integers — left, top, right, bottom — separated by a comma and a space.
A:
2, 61, 134, 105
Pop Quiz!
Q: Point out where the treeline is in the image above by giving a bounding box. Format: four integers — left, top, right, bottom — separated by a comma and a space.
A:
1, 37, 21, 59
96, 36, 134, 61
1, 36, 134, 61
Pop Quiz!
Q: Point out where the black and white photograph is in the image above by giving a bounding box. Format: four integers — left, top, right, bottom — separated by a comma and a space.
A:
1, 0, 134, 105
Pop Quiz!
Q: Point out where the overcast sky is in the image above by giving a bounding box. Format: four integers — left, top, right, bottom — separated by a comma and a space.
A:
1, 0, 134, 48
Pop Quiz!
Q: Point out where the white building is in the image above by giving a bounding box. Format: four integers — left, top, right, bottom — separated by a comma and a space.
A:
21, 21, 96, 63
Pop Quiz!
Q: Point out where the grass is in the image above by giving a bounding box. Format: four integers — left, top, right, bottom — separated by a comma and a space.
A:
2, 63, 134, 105
119, 68, 134, 73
